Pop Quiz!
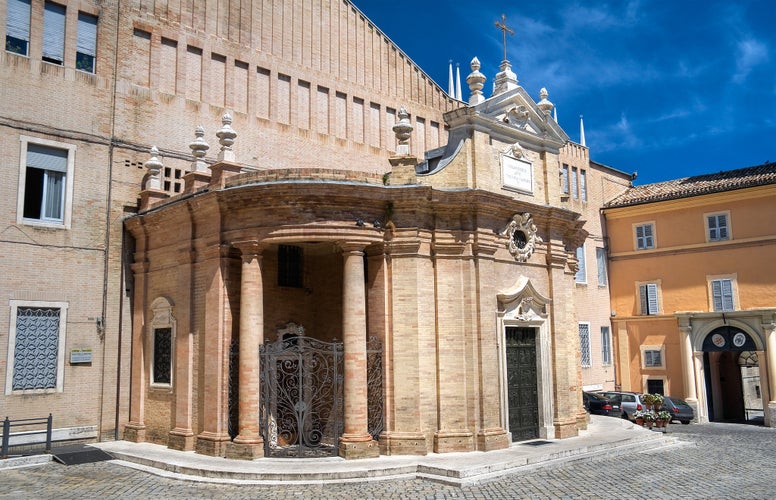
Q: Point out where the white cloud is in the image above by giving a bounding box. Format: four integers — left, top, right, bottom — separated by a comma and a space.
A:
733, 38, 769, 83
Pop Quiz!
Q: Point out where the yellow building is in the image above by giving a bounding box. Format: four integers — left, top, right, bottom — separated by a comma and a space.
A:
603, 164, 776, 426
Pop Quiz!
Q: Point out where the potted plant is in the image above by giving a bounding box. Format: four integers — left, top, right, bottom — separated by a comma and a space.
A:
634, 410, 646, 426
657, 410, 672, 427
651, 393, 664, 409
642, 411, 656, 428
642, 393, 656, 409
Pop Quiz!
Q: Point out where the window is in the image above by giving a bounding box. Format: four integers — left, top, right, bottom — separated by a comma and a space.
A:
601, 327, 611, 365
76, 12, 97, 73
644, 349, 662, 367
635, 223, 654, 250
579, 323, 591, 367
43, 1, 66, 65
711, 278, 734, 311
149, 297, 175, 387
152, 328, 172, 385
560, 164, 569, 195
6, 301, 68, 394
278, 245, 303, 288
639, 283, 659, 315
6, 0, 31, 56
575, 245, 586, 283
580, 169, 587, 201
571, 166, 578, 199
596, 247, 607, 286
646, 379, 664, 394
17, 137, 75, 228
707, 213, 729, 242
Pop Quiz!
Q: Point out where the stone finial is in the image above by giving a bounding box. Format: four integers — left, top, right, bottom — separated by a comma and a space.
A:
492, 59, 518, 96
392, 106, 413, 156
466, 57, 486, 105
189, 125, 210, 173
144, 146, 163, 190
537, 87, 554, 117
216, 113, 237, 162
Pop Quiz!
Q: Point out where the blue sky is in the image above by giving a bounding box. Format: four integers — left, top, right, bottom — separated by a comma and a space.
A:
356, 1, 775, 185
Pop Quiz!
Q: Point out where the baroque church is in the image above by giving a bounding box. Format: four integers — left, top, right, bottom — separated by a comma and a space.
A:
1, 0, 631, 459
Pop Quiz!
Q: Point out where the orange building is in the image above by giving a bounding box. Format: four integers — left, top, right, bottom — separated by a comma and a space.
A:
602, 164, 776, 426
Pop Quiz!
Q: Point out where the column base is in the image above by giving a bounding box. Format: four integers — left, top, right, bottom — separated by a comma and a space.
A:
433, 430, 474, 453
576, 411, 590, 430
475, 428, 509, 452
338, 434, 379, 459
766, 401, 776, 428
123, 422, 146, 443
378, 431, 428, 456
195, 432, 231, 457
168, 428, 196, 451
225, 439, 264, 460
553, 418, 579, 439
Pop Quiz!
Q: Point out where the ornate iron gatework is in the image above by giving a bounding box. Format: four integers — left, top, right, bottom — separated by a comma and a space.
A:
227, 337, 239, 440
260, 334, 344, 457
366, 336, 384, 440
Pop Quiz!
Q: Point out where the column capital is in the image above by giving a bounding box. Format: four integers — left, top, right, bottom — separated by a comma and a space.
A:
232, 240, 264, 258
338, 241, 368, 254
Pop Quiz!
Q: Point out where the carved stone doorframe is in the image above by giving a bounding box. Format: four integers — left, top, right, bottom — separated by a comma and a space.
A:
496, 276, 554, 440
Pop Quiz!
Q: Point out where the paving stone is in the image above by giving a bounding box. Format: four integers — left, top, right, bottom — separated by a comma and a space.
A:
1, 422, 774, 499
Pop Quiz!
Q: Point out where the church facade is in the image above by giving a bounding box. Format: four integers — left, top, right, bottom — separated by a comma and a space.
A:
2, 0, 631, 457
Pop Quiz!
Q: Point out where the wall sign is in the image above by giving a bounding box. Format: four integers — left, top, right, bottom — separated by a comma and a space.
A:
501, 155, 533, 194
70, 348, 93, 364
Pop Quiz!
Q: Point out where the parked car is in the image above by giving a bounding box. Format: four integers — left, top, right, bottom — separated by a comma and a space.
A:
660, 396, 694, 424
596, 391, 647, 422
583, 392, 622, 417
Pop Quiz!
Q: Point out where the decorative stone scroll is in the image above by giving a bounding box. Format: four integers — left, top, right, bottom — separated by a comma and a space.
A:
502, 213, 542, 262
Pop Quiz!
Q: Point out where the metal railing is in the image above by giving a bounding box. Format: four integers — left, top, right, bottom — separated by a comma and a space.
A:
1, 414, 53, 459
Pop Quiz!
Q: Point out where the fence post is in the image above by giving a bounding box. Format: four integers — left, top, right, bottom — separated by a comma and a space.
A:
2, 417, 9, 459
45, 414, 53, 453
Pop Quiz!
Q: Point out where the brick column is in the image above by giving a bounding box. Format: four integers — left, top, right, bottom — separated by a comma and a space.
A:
123, 261, 148, 442
226, 242, 264, 459
338, 244, 379, 459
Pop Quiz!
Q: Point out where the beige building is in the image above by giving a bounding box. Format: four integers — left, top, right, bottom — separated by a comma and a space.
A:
603, 164, 776, 426
2, 0, 629, 457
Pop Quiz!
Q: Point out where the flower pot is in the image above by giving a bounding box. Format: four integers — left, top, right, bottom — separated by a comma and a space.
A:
635, 417, 644, 426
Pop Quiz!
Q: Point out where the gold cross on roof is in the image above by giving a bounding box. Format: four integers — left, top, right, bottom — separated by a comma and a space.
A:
494, 13, 515, 62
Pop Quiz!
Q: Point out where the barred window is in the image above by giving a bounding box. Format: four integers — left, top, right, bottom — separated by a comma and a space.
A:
152, 328, 172, 385
579, 323, 591, 367
645, 349, 662, 367
6, 301, 68, 394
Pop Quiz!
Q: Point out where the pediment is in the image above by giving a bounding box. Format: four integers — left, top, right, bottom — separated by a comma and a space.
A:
497, 276, 551, 322
464, 87, 569, 148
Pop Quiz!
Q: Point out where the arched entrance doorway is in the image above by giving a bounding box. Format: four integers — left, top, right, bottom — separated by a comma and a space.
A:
702, 327, 763, 423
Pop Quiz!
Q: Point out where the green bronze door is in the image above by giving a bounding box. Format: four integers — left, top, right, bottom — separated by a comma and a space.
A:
505, 327, 539, 441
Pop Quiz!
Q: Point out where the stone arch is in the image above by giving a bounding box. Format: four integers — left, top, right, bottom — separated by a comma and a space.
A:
691, 318, 764, 352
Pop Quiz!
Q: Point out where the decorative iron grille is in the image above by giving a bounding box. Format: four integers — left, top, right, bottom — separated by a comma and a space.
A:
260, 335, 343, 457
12, 307, 60, 390
366, 336, 384, 440
227, 337, 239, 439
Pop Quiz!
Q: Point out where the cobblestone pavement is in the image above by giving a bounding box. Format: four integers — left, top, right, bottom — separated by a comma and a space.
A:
2, 422, 775, 499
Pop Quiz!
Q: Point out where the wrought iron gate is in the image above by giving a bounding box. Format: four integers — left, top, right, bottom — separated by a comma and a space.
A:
260, 335, 343, 457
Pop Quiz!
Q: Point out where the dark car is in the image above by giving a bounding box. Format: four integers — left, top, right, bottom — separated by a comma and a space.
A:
583, 392, 621, 417
660, 396, 694, 424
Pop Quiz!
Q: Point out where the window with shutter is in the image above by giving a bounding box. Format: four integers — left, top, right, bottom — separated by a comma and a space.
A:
707, 213, 729, 242
639, 283, 659, 315
17, 137, 75, 228
43, 2, 66, 65
635, 223, 654, 250
561, 164, 569, 195
601, 327, 611, 365
580, 169, 587, 201
571, 166, 578, 199
575, 245, 586, 283
6, 0, 31, 56
596, 247, 607, 286
76, 12, 98, 73
711, 278, 734, 311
